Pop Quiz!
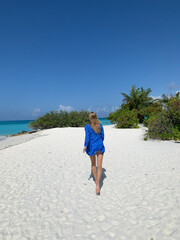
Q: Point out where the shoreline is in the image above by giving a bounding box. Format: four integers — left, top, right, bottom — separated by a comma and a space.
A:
0, 130, 42, 150
0, 124, 116, 150
0, 124, 177, 151
0, 118, 111, 138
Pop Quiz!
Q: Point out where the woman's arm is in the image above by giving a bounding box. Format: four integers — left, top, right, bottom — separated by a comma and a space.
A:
84, 124, 90, 147
101, 124, 104, 141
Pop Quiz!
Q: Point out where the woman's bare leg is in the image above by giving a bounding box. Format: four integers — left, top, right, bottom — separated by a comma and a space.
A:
89, 155, 97, 182
96, 151, 103, 194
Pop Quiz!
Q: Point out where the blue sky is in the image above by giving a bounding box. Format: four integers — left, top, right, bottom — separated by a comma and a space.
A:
0, 0, 180, 120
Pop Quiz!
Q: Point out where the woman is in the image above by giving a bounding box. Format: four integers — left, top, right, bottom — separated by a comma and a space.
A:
83, 112, 105, 195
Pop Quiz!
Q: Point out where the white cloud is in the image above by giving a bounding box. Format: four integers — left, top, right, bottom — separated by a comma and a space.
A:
151, 91, 180, 100
59, 105, 74, 112
150, 95, 162, 100
168, 81, 180, 90
87, 105, 119, 117
111, 105, 119, 112
32, 108, 40, 116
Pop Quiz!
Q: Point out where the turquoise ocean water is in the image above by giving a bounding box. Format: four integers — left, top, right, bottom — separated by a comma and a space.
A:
0, 118, 112, 136
0, 120, 33, 136
99, 118, 112, 126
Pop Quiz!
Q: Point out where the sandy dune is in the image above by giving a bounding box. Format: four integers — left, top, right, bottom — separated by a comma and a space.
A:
0, 125, 180, 240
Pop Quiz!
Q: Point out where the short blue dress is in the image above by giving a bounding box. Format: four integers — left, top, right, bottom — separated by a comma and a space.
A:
84, 123, 105, 156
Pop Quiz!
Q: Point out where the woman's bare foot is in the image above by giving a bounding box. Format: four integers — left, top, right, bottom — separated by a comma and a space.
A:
96, 182, 100, 194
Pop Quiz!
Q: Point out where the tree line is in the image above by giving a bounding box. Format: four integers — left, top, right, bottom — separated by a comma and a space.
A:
29, 85, 180, 140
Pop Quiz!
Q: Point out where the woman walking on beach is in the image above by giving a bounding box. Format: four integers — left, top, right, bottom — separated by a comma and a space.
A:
83, 112, 105, 195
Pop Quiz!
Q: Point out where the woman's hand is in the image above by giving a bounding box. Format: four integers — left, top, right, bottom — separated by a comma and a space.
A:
83, 147, 87, 153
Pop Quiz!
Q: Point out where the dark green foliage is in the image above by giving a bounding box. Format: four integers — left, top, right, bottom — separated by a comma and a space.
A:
116, 109, 139, 128
108, 85, 154, 126
29, 110, 90, 130
108, 85, 180, 141
139, 103, 162, 118
107, 108, 122, 123
120, 85, 155, 123
166, 97, 180, 130
146, 112, 180, 140
156, 92, 180, 107
146, 96, 180, 140
68, 111, 90, 127
139, 103, 163, 124
147, 112, 173, 140
108, 108, 139, 128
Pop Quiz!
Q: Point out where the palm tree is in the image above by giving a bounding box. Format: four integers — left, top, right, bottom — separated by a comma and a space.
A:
121, 85, 153, 110
139, 87, 153, 109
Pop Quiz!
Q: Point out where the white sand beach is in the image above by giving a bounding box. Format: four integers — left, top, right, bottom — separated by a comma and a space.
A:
0, 125, 180, 240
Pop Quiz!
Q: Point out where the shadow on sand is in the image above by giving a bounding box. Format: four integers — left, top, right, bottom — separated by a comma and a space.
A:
88, 168, 107, 190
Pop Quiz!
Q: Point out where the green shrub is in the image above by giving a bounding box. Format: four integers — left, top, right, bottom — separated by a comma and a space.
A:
107, 107, 139, 128
147, 112, 180, 140
146, 97, 180, 140
107, 108, 122, 123
139, 104, 163, 125
166, 98, 180, 130
116, 109, 139, 128
107, 86, 180, 140
29, 110, 90, 130
143, 118, 149, 127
